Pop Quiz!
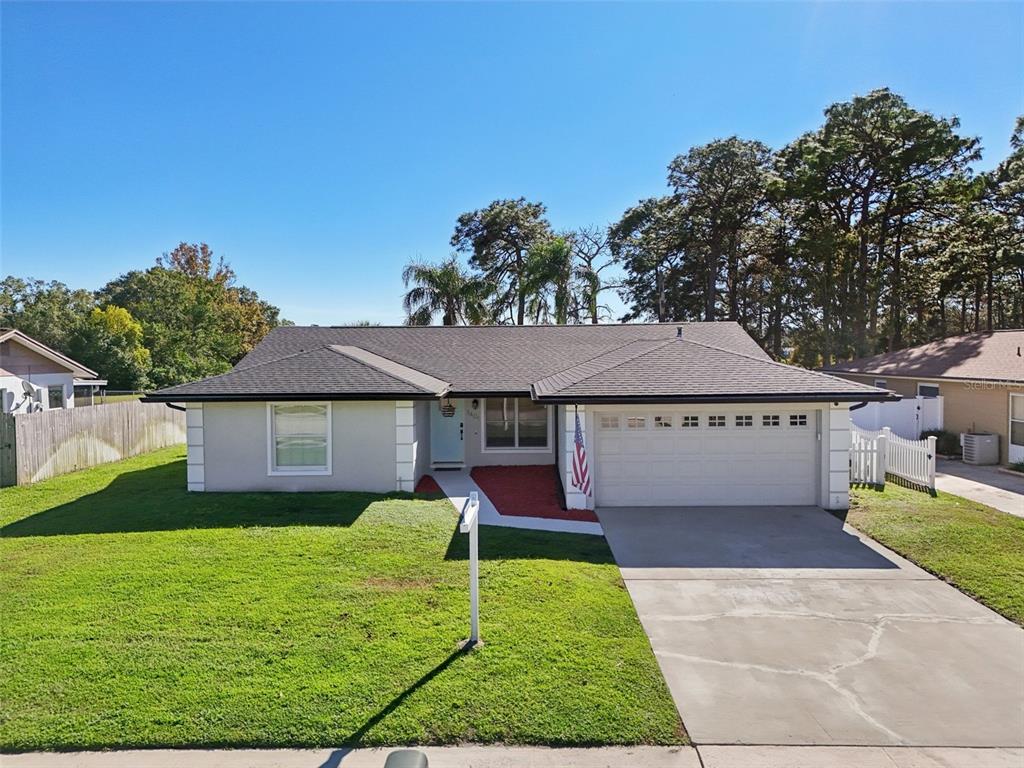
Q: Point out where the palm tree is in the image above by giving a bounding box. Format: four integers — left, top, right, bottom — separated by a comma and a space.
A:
402, 257, 492, 325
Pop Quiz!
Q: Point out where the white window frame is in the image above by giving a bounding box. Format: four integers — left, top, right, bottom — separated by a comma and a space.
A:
917, 382, 941, 397
266, 401, 333, 476
480, 397, 552, 453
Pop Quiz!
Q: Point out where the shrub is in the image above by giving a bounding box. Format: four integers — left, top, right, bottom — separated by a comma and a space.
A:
921, 429, 961, 456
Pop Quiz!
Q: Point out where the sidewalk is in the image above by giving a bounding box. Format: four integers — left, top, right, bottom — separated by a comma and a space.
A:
4, 745, 1023, 768
935, 459, 1024, 517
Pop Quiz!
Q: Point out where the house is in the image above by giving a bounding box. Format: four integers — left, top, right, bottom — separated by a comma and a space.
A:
0, 328, 106, 414
143, 323, 892, 510
823, 330, 1024, 466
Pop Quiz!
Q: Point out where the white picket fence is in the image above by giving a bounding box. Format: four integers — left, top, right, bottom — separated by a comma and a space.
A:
850, 425, 937, 491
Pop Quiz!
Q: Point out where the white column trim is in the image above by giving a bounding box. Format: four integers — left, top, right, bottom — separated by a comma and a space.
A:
563, 404, 594, 511
395, 400, 415, 492
186, 403, 205, 492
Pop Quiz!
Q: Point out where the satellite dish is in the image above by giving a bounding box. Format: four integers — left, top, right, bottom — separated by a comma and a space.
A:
21, 380, 36, 396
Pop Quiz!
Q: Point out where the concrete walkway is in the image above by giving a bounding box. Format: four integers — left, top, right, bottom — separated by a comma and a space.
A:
598, 505, 1024, 748
935, 459, 1024, 517
6, 745, 1024, 767
432, 469, 602, 535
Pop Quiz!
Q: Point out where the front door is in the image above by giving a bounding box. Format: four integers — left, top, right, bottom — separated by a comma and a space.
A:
1010, 393, 1024, 464
430, 398, 465, 466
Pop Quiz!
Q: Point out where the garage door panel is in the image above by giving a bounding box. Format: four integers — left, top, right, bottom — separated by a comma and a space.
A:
595, 409, 818, 507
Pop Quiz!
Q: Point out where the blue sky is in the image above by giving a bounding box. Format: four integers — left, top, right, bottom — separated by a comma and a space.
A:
2, 2, 1021, 325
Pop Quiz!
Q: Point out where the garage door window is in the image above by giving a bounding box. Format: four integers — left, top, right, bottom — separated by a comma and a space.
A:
789, 414, 808, 427
735, 415, 753, 427
681, 415, 700, 428
626, 416, 646, 429
762, 414, 780, 427
653, 415, 674, 428
484, 398, 550, 449
599, 415, 619, 430
709, 415, 726, 427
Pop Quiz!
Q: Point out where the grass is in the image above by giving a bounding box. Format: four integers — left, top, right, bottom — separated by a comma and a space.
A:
0, 447, 683, 752
848, 483, 1024, 625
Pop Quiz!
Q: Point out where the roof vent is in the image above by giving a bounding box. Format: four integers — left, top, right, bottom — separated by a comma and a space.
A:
676, 327, 682, 338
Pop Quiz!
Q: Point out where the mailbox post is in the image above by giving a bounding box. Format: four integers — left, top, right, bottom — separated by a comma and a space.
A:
459, 491, 480, 646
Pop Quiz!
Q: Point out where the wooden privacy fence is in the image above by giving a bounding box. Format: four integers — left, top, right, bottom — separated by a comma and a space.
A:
0, 400, 185, 487
849, 425, 937, 491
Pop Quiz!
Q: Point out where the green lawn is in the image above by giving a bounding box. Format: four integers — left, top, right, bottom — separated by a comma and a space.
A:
848, 483, 1024, 625
0, 447, 684, 751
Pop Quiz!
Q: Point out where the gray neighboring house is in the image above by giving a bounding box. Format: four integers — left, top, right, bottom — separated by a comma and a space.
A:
143, 323, 892, 511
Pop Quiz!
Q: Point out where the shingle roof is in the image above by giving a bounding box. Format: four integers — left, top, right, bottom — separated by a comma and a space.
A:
532, 337, 887, 402
150, 345, 447, 399
146, 322, 893, 403
822, 330, 1024, 383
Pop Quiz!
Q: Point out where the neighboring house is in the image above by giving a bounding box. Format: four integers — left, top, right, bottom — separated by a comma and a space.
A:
824, 330, 1024, 466
0, 328, 106, 414
144, 323, 892, 511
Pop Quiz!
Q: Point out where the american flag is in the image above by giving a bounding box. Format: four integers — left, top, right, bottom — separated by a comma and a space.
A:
572, 411, 591, 496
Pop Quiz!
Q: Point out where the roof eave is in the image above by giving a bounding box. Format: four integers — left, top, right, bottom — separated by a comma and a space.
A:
141, 391, 445, 403
530, 392, 899, 405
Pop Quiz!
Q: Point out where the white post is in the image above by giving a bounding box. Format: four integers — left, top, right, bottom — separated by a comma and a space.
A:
460, 491, 481, 646
926, 435, 937, 491
879, 427, 891, 486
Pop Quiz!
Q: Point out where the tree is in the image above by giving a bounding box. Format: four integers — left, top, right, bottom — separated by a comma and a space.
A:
402, 256, 491, 326
98, 243, 283, 387
522, 237, 574, 324
567, 226, 619, 324
777, 88, 979, 360
451, 198, 553, 324
667, 137, 774, 321
67, 306, 151, 390
0, 277, 94, 350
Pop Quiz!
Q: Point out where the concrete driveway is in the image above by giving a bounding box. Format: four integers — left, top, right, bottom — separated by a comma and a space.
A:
935, 459, 1024, 518
598, 506, 1024, 747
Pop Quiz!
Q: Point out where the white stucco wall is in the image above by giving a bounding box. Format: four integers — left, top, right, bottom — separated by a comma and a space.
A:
0, 372, 73, 413
463, 397, 557, 467
201, 400, 397, 492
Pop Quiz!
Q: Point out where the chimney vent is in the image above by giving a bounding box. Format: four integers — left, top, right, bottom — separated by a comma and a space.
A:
676, 327, 682, 338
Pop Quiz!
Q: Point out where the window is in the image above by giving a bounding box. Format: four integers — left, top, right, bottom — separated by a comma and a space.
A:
47, 386, 64, 409
484, 398, 549, 449
268, 403, 331, 474
626, 416, 646, 430
681, 415, 700, 428
874, 379, 888, 389
735, 415, 753, 427
918, 383, 941, 398
789, 414, 808, 427
762, 414, 780, 427
708, 415, 726, 427
599, 415, 620, 430
653, 415, 674, 429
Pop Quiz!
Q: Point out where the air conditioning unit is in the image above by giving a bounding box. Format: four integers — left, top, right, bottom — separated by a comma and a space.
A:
961, 433, 999, 465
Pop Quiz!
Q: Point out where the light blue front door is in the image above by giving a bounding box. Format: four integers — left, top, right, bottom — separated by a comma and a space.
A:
430, 399, 465, 465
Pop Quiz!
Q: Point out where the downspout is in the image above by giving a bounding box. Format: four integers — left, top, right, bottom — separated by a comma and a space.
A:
164, 402, 186, 412
849, 402, 869, 412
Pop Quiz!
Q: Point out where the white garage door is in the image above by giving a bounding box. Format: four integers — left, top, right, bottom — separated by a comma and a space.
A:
594, 408, 819, 506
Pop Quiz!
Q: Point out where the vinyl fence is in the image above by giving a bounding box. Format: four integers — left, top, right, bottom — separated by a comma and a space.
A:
849, 425, 937, 491
0, 400, 185, 487
850, 395, 943, 439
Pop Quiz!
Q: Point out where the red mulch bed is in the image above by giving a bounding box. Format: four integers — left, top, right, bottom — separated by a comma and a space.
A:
414, 475, 443, 494
470, 465, 599, 523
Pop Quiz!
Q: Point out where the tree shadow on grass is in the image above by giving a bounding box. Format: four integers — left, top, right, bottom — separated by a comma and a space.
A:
2, 458, 433, 538
443, 523, 615, 564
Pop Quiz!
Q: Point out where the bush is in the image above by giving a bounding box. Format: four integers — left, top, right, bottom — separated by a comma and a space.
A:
921, 429, 961, 456
1010, 461, 1024, 474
